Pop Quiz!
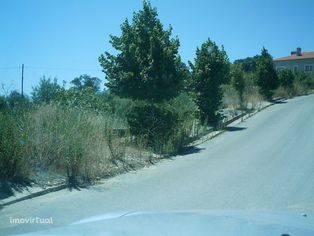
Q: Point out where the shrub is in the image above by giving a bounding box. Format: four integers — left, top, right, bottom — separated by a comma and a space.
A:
293, 71, 312, 95
277, 69, 295, 98
101, 110, 130, 166
0, 111, 30, 183
127, 102, 178, 153
126, 93, 198, 154
56, 87, 108, 112
165, 93, 198, 153
274, 86, 291, 99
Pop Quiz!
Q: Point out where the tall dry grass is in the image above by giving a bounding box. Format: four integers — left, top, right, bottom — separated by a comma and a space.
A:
25, 104, 131, 186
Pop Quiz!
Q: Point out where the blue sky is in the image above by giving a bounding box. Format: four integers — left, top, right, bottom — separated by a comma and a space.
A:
1, 0, 313, 95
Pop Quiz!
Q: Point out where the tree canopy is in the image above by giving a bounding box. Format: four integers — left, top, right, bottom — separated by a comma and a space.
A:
70, 74, 101, 93
190, 38, 230, 126
234, 55, 260, 73
32, 76, 63, 104
256, 47, 279, 100
99, 1, 184, 102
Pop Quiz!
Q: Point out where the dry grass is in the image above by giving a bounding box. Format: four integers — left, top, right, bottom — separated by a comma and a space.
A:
24, 104, 145, 186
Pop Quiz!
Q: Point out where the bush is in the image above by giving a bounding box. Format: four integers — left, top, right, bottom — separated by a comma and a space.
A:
56, 87, 108, 112
127, 102, 178, 153
104, 95, 135, 119
0, 111, 30, 183
274, 86, 291, 99
293, 71, 312, 95
277, 69, 295, 98
165, 93, 198, 153
127, 93, 197, 154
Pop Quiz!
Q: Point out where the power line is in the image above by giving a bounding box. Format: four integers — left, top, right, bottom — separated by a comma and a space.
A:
25, 66, 102, 72
0, 65, 102, 72
0, 66, 21, 70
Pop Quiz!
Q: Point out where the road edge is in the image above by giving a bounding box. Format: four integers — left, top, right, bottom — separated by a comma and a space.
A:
0, 98, 284, 208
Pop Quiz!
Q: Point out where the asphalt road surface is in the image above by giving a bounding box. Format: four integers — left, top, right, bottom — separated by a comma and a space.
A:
1, 94, 314, 234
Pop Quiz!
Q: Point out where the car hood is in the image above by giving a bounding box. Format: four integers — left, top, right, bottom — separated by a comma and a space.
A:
17, 210, 314, 236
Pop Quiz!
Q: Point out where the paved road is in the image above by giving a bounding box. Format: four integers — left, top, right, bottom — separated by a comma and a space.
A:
1, 94, 314, 234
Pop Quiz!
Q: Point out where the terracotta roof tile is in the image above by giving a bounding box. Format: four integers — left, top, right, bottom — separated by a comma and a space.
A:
274, 51, 314, 61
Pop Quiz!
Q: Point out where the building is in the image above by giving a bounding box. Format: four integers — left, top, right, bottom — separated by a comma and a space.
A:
274, 47, 314, 79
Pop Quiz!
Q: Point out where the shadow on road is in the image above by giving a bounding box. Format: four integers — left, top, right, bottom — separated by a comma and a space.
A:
273, 100, 287, 104
0, 181, 31, 200
225, 126, 247, 132
179, 146, 205, 156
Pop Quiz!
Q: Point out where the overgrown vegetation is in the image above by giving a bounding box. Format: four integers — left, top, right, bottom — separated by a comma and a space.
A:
0, 111, 30, 183
1, 1, 313, 191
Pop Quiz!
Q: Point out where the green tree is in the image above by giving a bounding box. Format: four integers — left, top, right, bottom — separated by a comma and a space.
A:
190, 38, 230, 127
70, 74, 101, 93
99, 1, 184, 102
230, 64, 245, 109
256, 47, 279, 100
234, 55, 260, 73
32, 76, 63, 104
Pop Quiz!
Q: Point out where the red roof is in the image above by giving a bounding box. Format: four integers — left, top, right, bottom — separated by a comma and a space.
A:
274, 51, 314, 61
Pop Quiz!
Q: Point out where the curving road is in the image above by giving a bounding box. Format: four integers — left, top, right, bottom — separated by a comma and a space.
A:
1, 94, 314, 234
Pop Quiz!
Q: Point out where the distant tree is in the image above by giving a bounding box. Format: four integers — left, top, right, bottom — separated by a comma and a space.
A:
70, 74, 101, 93
6, 90, 31, 110
99, 0, 184, 102
234, 55, 260, 73
256, 47, 279, 100
32, 76, 63, 104
230, 64, 245, 109
190, 38, 230, 127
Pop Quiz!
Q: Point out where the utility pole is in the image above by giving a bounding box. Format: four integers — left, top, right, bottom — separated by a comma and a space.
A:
21, 64, 24, 97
